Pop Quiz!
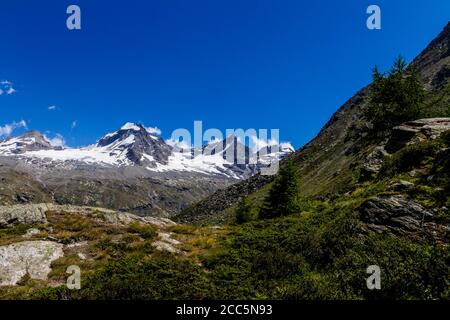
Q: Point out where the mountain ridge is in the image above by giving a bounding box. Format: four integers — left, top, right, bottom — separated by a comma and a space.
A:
177, 21, 450, 224
1, 122, 292, 179
0, 122, 292, 217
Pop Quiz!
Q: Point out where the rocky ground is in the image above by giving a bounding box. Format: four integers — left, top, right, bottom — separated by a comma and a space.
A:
0, 204, 186, 288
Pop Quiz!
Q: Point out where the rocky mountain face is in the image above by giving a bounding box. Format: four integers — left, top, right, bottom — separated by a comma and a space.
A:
0, 123, 292, 217
95, 123, 173, 167
178, 22, 450, 224
0, 131, 60, 155
359, 194, 449, 242
359, 118, 450, 180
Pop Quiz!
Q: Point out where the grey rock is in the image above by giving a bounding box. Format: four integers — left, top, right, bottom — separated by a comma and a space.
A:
152, 241, 181, 254
43, 203, 177, 229
0, 240, 64, 286
359, 195, 449, 240
359, 146, 389, 181
388, 180, 415, 191
0, 204, 48, 228
22, 228, 40, 238
385, 118, 450, 153
151, 232, 182, 254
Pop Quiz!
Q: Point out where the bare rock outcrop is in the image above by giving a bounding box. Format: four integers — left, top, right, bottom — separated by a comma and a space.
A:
361, 118, 450, 178
152, 232, 182, 254
359, 195, 449, 240
385, 118, 450, 153
0, 240, 64, 286
43, 204, 177, 229
0, 204, 49, 228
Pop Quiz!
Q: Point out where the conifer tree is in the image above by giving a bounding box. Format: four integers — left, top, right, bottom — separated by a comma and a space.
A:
235, 197, 255, 224
260, 158, 300, 219
365, 56, 425, 137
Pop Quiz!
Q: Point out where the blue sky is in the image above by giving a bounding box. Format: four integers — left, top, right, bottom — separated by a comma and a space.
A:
0, 0, 449, 148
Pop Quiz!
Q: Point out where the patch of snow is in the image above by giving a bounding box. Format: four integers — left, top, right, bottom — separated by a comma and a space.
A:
0, 137, 37, 155
102, 132, 117, 139
142, 153, 155, 162
120, 122, 141, 131
145, 126, 161, 136
146, 151, 240, 179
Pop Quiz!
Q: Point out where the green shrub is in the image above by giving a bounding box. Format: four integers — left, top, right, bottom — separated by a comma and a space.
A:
260, 158, 301, 219
235, 197, 257, 224
128, 222, 157, 240
31, 253, 212, 300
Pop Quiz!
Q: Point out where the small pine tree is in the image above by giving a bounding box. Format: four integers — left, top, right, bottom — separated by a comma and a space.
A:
235, 197, 255, 224
260, 158, 300, 219
365, 56, 425, 137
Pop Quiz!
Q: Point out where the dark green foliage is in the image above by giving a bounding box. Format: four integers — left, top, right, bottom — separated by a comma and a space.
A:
365, 56, 426, 137
331, 236, 450, 300
429, 131, 450, 206
235, 197, 256, 224
260, 159, 301, 219
380, 140, 439, 177
441, 130, 450, 146
251, 249, 306, 281
31, 253, 212, 300
422, 82, 450, 118
201, 204, 450, 300
128, 222, 157, 240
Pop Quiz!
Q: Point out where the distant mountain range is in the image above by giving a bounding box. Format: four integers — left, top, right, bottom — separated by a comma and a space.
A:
0, 122, 292, 216
0, 122, 293, 179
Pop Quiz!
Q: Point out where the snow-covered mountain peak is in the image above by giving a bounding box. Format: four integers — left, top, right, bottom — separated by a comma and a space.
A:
94, 122, 172, 167
119, 122, 143, 131
0, 130, 60, 155
0, 124, 293, 179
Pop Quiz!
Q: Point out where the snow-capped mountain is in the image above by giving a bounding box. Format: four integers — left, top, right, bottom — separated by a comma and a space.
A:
95, 123, 172, 167
0, 123, 293, 179
0, 130, 61, 155
0, 122, 293, 216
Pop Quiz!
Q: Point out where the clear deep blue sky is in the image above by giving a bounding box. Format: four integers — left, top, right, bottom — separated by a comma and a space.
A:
0, 0, 449, 147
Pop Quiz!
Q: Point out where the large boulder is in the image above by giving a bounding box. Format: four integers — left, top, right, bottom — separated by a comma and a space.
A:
360, 118, 450, 178
0, 204, 49, 228
359, 146, 389, 181
385, 118, 450, 153
359, 195, 449, 240
0, 240, 64, 286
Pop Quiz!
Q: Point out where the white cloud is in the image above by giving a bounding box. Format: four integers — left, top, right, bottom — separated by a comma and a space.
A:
0, 120, 28, 137
146, 126, 161, 136
44, 134, 66, 148
48, 105, 58, 110
250, 135, 294, 152
71, 120, 77, 129
0, 80, 17, 96
6, 87, 16, 95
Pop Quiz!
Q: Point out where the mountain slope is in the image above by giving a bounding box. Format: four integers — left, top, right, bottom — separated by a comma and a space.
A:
178, 22, 450, 224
